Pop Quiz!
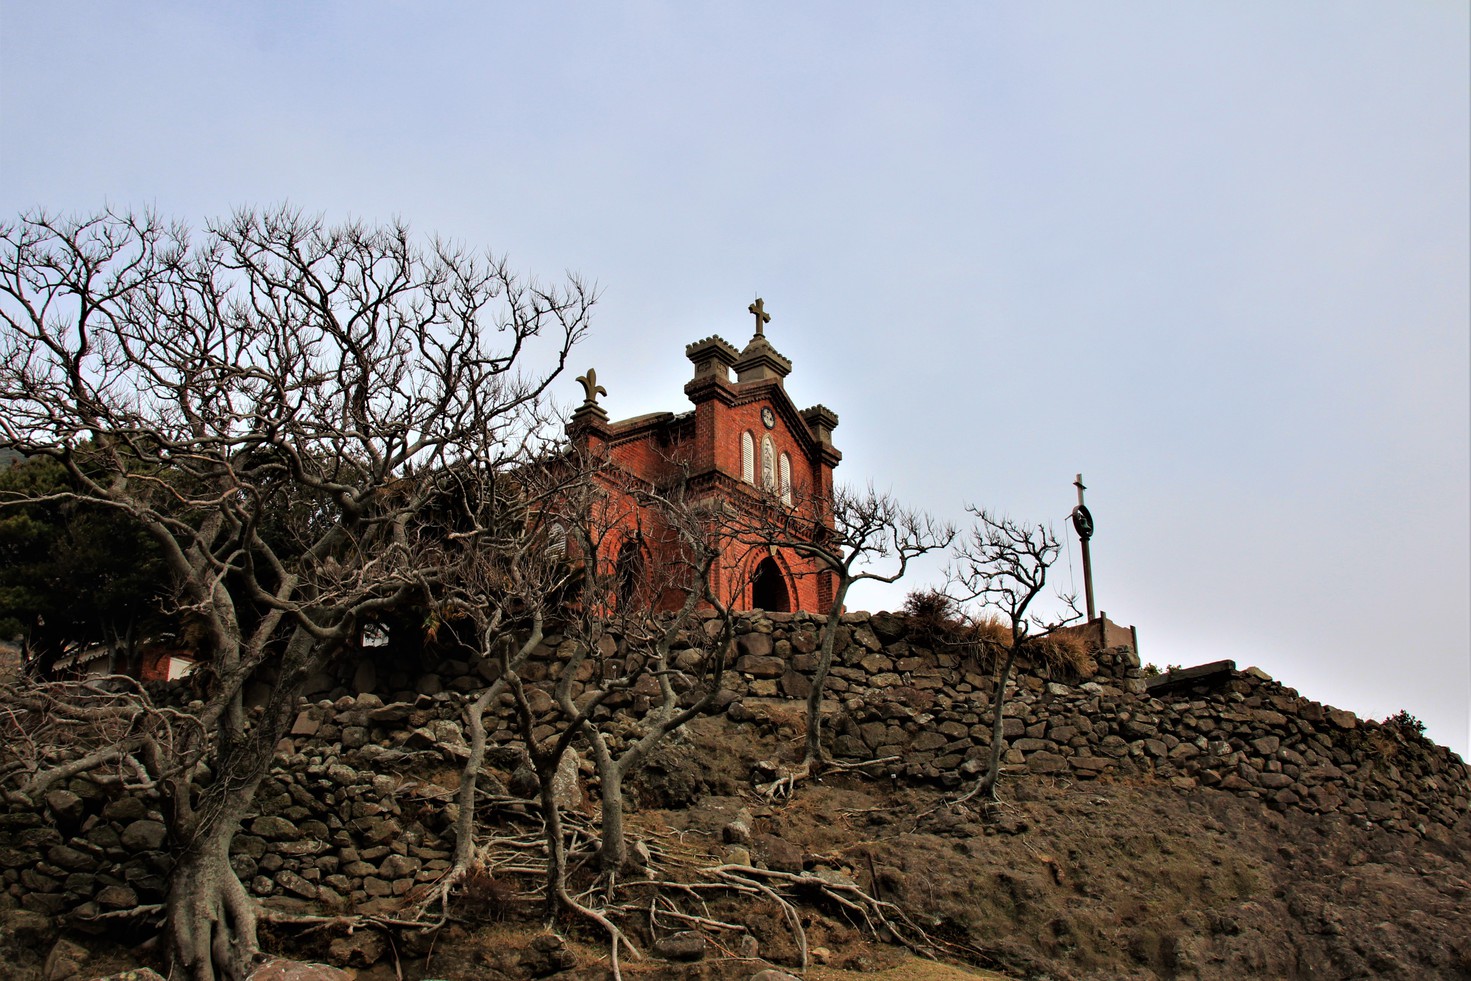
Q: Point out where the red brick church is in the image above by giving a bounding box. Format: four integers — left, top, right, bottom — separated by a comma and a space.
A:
565, 300, 840, 613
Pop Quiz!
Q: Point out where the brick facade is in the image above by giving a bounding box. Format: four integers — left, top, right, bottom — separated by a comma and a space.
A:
567, 319, 840, 614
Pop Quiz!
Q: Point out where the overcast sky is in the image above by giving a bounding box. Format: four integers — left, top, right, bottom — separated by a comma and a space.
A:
2, 2, 1467, 756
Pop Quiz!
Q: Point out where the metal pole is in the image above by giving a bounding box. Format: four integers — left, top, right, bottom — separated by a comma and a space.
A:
1073, 473, 1096, 622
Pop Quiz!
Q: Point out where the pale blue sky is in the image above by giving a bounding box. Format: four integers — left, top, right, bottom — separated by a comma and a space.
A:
2, 1, 1467, 755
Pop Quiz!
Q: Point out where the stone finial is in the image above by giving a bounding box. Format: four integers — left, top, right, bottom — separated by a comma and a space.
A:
576, 368, 607, 406
685, 335, 740, 383
569, 368, 610, 433
800, 404, 839, 445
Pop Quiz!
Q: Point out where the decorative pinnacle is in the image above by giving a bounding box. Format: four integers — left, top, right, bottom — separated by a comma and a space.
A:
576, 368, 607, 406
748, 297, 771, 337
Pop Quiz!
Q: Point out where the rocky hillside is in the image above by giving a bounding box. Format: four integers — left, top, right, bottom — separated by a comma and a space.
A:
1, 611, 1467, 980
634, 713, 1471, 980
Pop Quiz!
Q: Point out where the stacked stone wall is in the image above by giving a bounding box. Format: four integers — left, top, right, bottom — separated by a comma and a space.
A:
721, 611, 1468, 840
3, 610, 1467, 924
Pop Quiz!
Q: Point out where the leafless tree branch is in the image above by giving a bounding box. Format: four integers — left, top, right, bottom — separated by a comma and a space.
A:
0, 207, 591, 981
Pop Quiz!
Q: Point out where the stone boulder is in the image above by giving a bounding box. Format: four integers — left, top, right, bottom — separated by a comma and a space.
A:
0, 908, 56, 950
653, 930, 706, 962
327, 931, 386, 968
754, 833, 803, 873
246, 959, 353, 981
43, 937, 90, 981
517, 933, 576, 977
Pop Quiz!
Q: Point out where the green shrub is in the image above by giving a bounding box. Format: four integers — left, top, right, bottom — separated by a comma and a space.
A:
1384, 709, 1426, 739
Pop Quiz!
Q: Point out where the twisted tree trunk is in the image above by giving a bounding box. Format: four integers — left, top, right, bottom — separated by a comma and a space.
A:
167, 797, 260, 981
164, 627, 323, 980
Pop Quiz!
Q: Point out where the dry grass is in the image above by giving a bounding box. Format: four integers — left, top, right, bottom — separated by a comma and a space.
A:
917, 608, 1094, 683
1026, 631, 1095, 681
967, 615, 1011, 650
902, 591, 1092, 681
804, 957, 1012, 980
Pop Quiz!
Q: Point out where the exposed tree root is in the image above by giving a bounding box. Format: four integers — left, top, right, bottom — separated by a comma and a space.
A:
238, 786, 966, 979
828, 754, 902, 773
552, 880, 641, 981
704, 865, 809, 969
70, 903, 166, 924
643, 895, 747, 935
754, 759, 811, 800
703, 862, 939, 959
755, 752, 902, 800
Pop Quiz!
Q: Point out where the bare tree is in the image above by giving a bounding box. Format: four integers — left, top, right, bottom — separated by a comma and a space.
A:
950, 507, 1080, 802
399, 457, 584, 910
394, 452, 739, 976
0, 208, 591, 981
558, 474, 739, 880
733, 484, 954, 794
0, 675, 202, 803
465, 457, 648, 968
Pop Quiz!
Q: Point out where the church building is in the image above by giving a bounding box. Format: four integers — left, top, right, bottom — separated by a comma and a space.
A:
565, 300, 840, 614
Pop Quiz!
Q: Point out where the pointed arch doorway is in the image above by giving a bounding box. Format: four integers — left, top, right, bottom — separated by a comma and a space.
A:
750, 556, 791, 612
615, 536, 645, 609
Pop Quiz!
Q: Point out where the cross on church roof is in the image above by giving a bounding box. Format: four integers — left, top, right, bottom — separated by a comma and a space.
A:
748, 297, 771, 337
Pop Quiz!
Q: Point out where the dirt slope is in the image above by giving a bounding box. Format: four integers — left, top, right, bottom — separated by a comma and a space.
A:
621, 714, 1471, 980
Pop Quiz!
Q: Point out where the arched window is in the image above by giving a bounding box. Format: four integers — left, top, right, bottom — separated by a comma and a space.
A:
779, 452, 792, 505
761, 435, 776, 490
545, 521, 567, 558
741, 431, 755, 484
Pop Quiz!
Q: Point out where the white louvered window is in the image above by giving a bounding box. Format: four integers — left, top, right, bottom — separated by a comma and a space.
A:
780, 453, 792, 505
741, 431, 755, 484
546, 521, 567, 558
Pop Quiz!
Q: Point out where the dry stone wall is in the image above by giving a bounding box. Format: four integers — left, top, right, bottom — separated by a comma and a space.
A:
0, 695, 473, 923
723, 610, 1468, 841
3, 609, 1468, 924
